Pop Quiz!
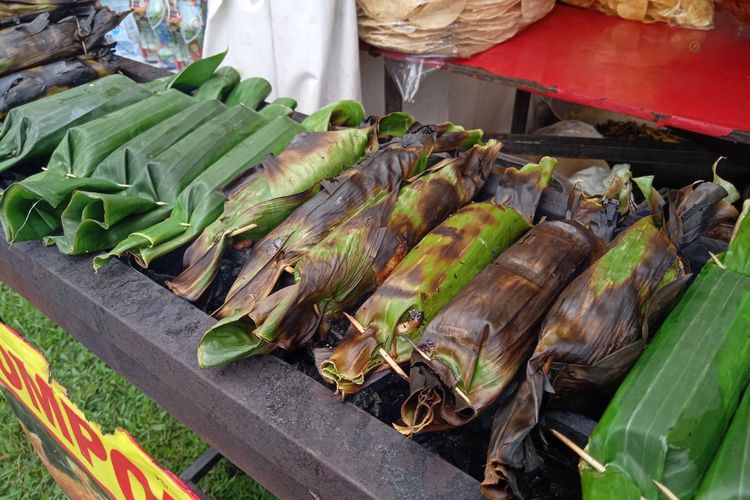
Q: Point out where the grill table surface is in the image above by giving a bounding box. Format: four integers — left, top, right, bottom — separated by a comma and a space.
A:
0, 235, 481, 499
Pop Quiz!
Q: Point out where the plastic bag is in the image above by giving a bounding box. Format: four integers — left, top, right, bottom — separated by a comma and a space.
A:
357, 0, 555, 58
560, 0, 713, 29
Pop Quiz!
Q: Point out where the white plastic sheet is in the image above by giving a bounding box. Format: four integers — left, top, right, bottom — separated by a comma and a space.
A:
203, 0, 362, 114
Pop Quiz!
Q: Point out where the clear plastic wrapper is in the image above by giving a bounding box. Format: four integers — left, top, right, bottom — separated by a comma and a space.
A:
560, 0, 713, 29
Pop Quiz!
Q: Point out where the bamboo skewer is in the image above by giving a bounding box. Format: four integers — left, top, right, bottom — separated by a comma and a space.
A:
550, 429, 605, 473
551, 429, 678, 500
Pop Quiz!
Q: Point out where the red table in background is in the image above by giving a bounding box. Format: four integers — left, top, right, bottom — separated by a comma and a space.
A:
377, 4, 750, 142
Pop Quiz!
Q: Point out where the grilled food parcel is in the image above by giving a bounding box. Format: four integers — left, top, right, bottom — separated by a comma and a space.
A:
581, 200, 750, 500
0, 89, 199, 243
0, 51, 226, 175
388, 171, 635, 436
197, 132, 492, 369
0, 51, 117, 119
0, 6, 126, 78
46, 103, 278, 254
318, 157, 564, 398
0, 0, 95, 26
1, 72, 287, 253
163, 110, 420, 302
481, 177, 739, 499
94, 104, 413, 270
191, 123, 482, 323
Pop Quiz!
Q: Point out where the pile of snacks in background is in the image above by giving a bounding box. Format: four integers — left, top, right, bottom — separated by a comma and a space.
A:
357, 0, 556, 58
560, 0, 713, 28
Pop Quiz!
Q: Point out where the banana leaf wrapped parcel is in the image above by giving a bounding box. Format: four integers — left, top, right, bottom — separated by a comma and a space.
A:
95, 102, 375, 271
196, 122, 477, 320
48, 104, 270, 254
481, 179, 739, 499
0, 89, 195, 242
319, 157, 557, 398
198, 135, 491, 369
181, 124, 470, 317
93, 114, 305, 269
0, 7, 126, 77
396, 219, 598, 436
166, 107, 415, 301
580, 200, 750, 500
695, 385, 750, 500
0, 74, 151, 173
0, 51, 116, 119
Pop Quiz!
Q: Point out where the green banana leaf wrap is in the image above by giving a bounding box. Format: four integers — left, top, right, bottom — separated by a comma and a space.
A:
95, 115, 306, 269
579, 200, 750, 500
481, 180, 739, 500
167, 106, 413, 302
204, 122, 465, 319
318, 155, 554, 398
225, 77, 272, 108
0, 7, 126, 77
193, 66, 241, 101
49, 104, 268, 254
197, 135, 489, 369
0, 74, 149, 172
0, 90, 194, 242
695, 385, 750, 500
0, 52, 117, 119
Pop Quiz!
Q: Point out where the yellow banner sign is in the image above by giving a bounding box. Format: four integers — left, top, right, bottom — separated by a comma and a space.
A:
0, 321, 198, 500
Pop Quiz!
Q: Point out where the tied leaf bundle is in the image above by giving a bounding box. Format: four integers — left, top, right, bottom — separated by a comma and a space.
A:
202, 122, 468, 321
0, 51, 117, 119
0, 90, 195, 242
393, 171, 633, 434
198, 134, 490, 369
49, 104, 270, 254
319, 156, 556, 398
481, 179, 739, 499
166, 104, 411, 301
94, 114, 305, 270
0, 74, 151, 173
580, 200, 750, 500
0, 7, 126, 77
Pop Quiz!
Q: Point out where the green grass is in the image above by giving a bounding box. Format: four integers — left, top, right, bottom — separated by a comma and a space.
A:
0, 283, 274, 499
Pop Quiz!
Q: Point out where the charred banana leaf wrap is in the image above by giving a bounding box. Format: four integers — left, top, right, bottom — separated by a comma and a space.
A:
581, 200, 750, 500
0, 51, 117, 119
197, 129, 487, 368
391, 171, 633, 433
319, 156, 558, 398
166, 106, 414, 300
200, 122, 465, 321
0, 7, 125, 77
481, 178, 739, 499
